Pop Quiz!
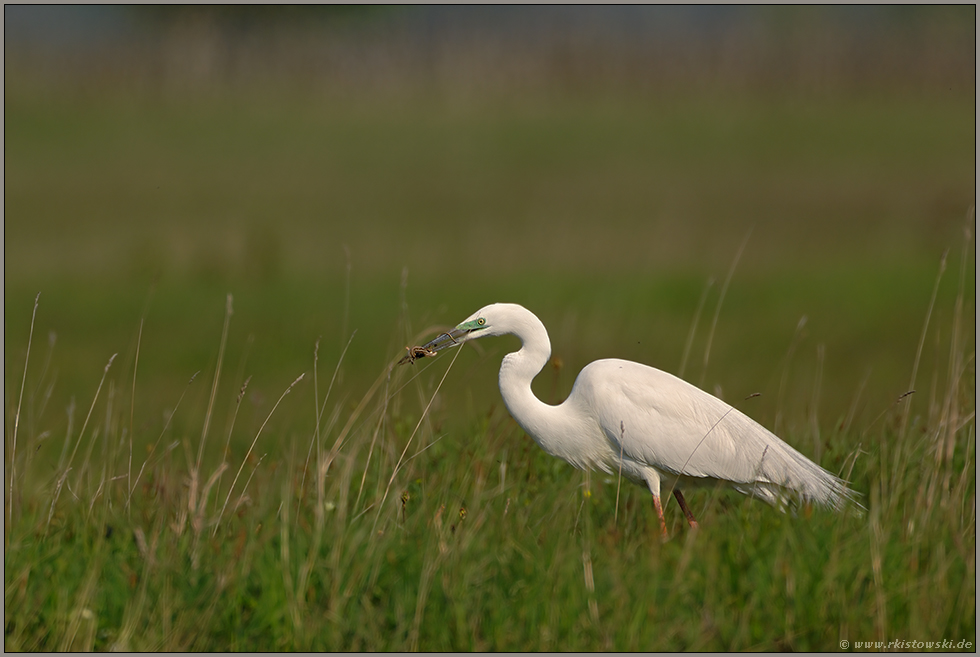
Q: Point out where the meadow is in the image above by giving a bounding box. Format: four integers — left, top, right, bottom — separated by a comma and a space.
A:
4, 74, 976, 649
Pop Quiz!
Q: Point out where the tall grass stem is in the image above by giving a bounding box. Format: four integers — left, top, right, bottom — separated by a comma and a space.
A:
700, 229, 751, 388
215, 373, 305, 534
8, 292, 39, 534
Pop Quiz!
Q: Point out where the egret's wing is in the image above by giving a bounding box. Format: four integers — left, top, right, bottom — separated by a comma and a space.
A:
577, 359, 855, 508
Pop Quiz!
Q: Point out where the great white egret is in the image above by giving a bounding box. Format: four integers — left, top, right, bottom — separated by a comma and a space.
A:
406, 303, 859, 537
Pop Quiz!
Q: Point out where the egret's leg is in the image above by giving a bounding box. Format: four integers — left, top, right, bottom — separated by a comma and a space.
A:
651, 495, 668, 538
673, 489, 700, 530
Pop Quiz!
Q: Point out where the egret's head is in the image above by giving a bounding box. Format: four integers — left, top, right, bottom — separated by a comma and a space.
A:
409, 303, 545, 363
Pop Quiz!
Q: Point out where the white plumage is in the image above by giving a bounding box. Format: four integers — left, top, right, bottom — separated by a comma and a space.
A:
416, 302, 859, 536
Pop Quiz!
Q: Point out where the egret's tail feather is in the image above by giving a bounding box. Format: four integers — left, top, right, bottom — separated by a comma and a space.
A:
740, 442, 863, 514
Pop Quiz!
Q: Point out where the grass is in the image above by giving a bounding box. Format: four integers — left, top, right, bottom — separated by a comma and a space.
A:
4, 233, 975, 650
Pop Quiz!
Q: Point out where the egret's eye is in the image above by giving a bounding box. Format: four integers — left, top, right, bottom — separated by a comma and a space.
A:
477, 317, 486, 326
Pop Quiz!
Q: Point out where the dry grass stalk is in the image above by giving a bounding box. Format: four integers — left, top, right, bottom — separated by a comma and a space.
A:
8, 292, 39, 535
46, 352, 117, 535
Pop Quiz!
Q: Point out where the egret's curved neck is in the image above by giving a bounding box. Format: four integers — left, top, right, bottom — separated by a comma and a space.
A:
497, 310, 567, 453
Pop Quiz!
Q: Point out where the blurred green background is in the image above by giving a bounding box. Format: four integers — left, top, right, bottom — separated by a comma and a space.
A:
4, 6, 975, 451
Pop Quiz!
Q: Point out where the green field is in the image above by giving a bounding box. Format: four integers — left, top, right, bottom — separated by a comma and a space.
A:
4, 76, 976, 650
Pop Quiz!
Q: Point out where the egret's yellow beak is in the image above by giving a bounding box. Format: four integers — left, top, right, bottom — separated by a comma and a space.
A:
398, 317, 487, 365
420, 326, 469, 353
425, 316, 487, 351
